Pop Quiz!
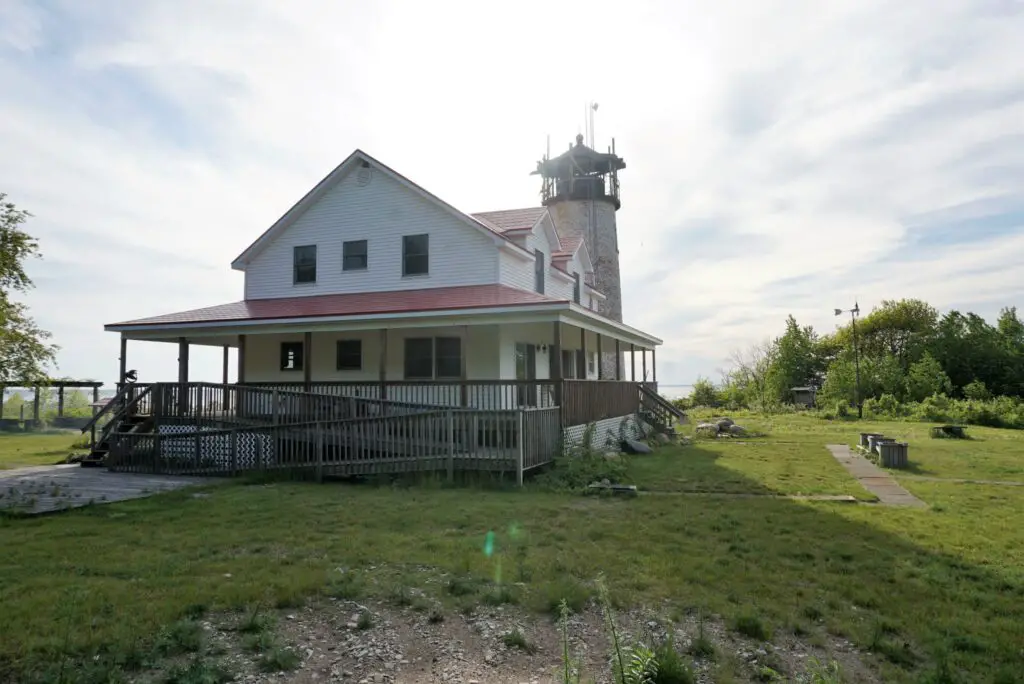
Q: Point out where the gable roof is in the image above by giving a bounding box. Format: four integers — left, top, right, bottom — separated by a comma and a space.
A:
231, 150, 529, 270
470, 207, 548, 233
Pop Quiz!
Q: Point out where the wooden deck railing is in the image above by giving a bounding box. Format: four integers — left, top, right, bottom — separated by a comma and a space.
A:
560, 380, 642, 427
107, 405, 563, 483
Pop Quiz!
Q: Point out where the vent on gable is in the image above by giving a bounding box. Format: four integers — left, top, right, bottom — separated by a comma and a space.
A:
356, 160, 373, 187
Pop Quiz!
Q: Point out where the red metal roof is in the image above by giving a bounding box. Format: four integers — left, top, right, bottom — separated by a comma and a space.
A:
470, 207, 547, 233
107, 284, 568, 328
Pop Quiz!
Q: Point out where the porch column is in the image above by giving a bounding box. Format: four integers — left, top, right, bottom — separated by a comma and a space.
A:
33, 386, 40, 423
221, 346, 230, 411
652, 348, 657, 384
57, 386, 65, 417
378, 329, 388, 405
551, 321, 563, 407
642, 348, 648, 383
615, 339, 621, 380
578, 328, 587, 380
596, 334, 604, 380
303, 332, 312, 392
177, 337, 189, 415
118, 335, 128, 389
237, 334, 247, 383
460, 326, 468, 407
630, 344, 636, 382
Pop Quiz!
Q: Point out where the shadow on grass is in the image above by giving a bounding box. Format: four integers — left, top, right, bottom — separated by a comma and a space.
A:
0, 442, 1022, 683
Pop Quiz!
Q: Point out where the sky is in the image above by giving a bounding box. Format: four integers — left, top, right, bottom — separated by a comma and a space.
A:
2, 0, 1023, 388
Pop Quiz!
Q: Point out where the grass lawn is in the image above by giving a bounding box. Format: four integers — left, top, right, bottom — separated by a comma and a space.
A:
2, 415, 1024, 682
0, 432, 83, 469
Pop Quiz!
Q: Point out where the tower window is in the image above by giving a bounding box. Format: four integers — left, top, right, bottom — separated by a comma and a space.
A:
534, 250, 545, 294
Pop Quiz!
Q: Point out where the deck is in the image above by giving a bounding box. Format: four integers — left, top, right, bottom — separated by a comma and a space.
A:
0, 465, 213, 515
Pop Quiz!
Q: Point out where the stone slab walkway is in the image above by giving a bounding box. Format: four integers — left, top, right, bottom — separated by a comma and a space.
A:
0, 464, 214, 515
826, 444, 927, 507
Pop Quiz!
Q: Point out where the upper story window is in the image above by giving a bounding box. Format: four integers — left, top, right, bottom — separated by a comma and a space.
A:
280, 341, 304, 371
534, 250, 545, 294
293, 245, 317, 284
573, 272, 581, 304
403, 234, 429, 276
343, 240, 368, 271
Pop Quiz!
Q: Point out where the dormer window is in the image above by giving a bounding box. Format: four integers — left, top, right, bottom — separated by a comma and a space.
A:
293, 245, 317, 284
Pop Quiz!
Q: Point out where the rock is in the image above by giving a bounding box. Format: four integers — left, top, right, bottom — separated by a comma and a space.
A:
695, 423, 720, 436
621, 438, 653, 454
653, 432, 671, 445
715, 417, 734, 429
728, 424, 747, 436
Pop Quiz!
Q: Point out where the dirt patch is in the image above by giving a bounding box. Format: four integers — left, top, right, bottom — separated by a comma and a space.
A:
135, 598, 880, 683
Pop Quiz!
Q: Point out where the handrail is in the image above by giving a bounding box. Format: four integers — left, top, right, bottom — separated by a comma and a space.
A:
91, 385, 154, 448
639, 384, 686, 421
80, 384, 134, 434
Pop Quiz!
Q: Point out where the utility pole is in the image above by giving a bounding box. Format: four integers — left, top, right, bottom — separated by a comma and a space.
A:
835, 302, 862, 418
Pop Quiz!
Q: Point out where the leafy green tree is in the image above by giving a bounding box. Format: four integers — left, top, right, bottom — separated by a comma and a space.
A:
2, 390, 25, 419
767, 315, 821, 403
0, 193, 57, 383
689, 376, 719, 407
831, 299, 938, 372
63, 389, 93, 417
818, 356, 858, 408
962, 380, 992, 401
905, 352, 952, 401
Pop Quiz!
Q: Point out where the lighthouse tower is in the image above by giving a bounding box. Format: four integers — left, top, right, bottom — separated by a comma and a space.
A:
533, 134, 627, 378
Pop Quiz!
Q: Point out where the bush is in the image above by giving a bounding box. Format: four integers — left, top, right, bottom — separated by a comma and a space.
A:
962, 380, 992, 401
690, 377, 719, 408
536, 424, 627, 491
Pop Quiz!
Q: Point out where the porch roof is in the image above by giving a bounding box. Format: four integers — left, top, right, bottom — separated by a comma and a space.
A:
104, 284, 662, 347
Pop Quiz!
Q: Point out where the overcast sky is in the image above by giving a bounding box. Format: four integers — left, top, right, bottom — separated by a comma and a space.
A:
2, 0, 1023, 388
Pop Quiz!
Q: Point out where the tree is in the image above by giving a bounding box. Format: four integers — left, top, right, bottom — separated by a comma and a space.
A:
2, 390, 25, 419
725, 339, 777, 409
689, 376, 719, 407
767, 315, 821, 403
0, 193, 57, 383
905, 352, 952, 401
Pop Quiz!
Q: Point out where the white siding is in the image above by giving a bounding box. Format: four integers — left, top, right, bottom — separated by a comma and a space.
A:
499, 250, 533, 291
244, 168, 499, 299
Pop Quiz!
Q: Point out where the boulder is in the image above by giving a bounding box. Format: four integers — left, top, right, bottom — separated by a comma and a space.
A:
728, 424, 747, 436
715, 417, 735, 430
621, 438, 653, 454
696, 423, 721, 437
653, 432, 672, 445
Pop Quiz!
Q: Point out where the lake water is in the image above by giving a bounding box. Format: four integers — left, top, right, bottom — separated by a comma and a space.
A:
657, 384, 693, 399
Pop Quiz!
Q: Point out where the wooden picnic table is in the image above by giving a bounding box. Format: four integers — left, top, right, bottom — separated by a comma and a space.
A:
930, 424, 967, 439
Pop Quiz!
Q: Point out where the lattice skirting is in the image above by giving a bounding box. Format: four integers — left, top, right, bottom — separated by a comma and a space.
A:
562, 414, 640, 453
156, 425, 275, 468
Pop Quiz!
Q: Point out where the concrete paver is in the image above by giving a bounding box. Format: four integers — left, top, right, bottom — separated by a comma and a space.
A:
826, 444, 927, 507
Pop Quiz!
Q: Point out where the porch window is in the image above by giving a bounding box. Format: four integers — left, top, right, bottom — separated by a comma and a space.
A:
342, 240, 367, 271
560, 349, 577, 379
293, 245, 317, 283
403, 234, 429, 276
534, 250, 545, 293
336, 339, 362, 370
588, 351, 597, 376
280, 341, 304, 371
573, 272, 581, 303
404, 337, 462, 379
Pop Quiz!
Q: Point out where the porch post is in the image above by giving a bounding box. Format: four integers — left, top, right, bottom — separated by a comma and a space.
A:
118, 335, 127, 390
460, 325, 468, 407
642, 347, 647, 383
630, 344, 636, 382
177, 337, 189, 415
57, 386, 65, 417
221, 345, 230, 411
578, 328, 587, 380
652, 347, 657, 384
596, 334, 604, 380
551, 321, 563, 408
237, 334, 247, 383
303, 332, 312, 392
378, 329, 388, 406
615, 339, 621, 380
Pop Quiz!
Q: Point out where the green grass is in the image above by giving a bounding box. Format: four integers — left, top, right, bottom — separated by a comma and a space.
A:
0, 432, 83, 469
0, 415, 1023, 682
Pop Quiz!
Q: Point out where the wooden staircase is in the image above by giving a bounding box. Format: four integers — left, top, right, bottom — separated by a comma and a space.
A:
79, 383, 156, 467
639, 384, 687, 433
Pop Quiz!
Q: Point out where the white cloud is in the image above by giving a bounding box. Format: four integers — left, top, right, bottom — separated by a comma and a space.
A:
1, 0, 1023, 386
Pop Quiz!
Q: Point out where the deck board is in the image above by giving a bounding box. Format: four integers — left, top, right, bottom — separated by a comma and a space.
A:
0, 465, 214, 515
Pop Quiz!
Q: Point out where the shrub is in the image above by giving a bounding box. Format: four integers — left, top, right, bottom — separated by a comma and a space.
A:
652, 636, 695, 684
690, 377, 720, 408
733, 612, 771, 641
537, 424, 627, 491
962, 380, 992, 401
164, 657, 233, 684
502, 628, 537, 653
155, 619, 203, 656
257, 646, 301, 673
